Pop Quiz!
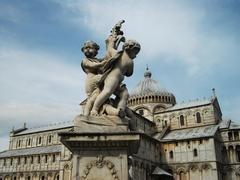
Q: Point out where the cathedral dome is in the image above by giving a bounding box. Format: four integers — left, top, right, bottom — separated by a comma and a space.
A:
128, 68, 176, 106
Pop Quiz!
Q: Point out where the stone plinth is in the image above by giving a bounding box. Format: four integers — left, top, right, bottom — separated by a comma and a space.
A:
59, 115, 141, 180
73, 115, 129, 133
60, 132, 141, 180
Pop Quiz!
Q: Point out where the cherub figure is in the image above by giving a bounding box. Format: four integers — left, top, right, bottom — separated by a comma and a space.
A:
81, 40, 106, 116
90, 40, 141, 116
81, 20, 141, 118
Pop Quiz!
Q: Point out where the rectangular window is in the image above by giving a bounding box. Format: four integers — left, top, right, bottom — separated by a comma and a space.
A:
45, 155, 48, 163
28, 138, 31, 146
38, 137, 42, 145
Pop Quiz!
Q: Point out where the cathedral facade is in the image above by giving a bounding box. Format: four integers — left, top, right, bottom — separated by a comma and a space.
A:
0, 69, 239, 180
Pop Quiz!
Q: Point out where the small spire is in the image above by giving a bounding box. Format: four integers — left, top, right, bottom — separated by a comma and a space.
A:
212, 88, 216, 97
23, 122, 26, 128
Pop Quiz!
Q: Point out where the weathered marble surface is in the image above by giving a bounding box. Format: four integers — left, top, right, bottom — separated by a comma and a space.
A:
74, 115, 129, 133
81, 20, 141, 118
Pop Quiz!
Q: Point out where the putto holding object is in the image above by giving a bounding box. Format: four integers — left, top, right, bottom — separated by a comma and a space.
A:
81, 20, 141, 117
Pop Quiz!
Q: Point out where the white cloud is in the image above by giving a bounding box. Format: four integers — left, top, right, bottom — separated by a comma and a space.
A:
0, 45, 84, 102
0, 44, 84, 150
55, 0, 239, 76
0, 101, 78, 127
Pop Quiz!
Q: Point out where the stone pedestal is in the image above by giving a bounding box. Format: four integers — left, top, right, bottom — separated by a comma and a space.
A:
59, 115, 141, 180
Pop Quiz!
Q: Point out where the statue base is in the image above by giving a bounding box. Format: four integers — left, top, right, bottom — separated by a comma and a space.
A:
74, 115, 129, 133
60, 133, 140, 180
59, 115, 160, 180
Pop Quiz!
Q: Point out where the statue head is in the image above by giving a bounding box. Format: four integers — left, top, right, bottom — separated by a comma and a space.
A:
81, 40, 100, 58
122, 40, 141, 59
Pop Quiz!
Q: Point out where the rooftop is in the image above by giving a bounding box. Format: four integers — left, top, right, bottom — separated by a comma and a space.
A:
0, 145, 62, 158
14, 120, 74, 136
163, 97, 213, 112
160, 125, 218, 141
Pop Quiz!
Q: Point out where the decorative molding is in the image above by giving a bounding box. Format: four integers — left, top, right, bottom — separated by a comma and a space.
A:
81, 155, 119, 180
201, 163, 212, 170
188, 163, 199, 172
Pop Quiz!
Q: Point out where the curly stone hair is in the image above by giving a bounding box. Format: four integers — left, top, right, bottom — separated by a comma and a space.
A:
81, 40, 100, 52
122, 39, 141, 52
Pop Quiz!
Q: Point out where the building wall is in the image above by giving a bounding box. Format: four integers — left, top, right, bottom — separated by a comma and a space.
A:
0, 128, 73, 180
154, 104, 219, 131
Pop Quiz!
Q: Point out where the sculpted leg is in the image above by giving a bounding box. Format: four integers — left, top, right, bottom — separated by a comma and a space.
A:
84, 89, 99, 116
91, 77, 119, 115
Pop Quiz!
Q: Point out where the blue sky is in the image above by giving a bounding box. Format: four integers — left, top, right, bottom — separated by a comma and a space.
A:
0, 0, 240, 151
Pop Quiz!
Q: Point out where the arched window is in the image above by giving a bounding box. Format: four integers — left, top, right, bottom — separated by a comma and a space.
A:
31, 156, 33, 164
38, 137, 42, 144
169, 151, 173, 159
180, 115, 185, 126
10, 158, 13, 166
13, 177, 16, 180
27, 176, 31, 180
41, 176, 45, 180
52, 154, 56, 163
55, 175, 59, 180
196, 112, 201, 123
193, 149, 198, 157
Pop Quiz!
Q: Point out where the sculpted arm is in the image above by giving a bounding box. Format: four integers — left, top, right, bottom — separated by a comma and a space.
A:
82, 59, 105, 72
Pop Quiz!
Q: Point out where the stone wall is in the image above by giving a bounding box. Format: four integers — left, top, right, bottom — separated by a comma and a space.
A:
154, 103, 219, 131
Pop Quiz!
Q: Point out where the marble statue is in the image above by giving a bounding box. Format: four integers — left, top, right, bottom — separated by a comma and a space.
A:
81, 20, 141, 117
